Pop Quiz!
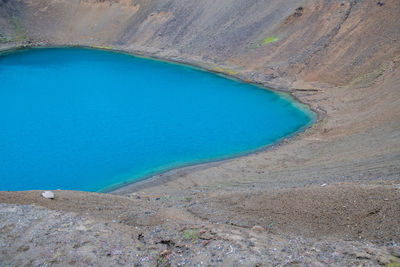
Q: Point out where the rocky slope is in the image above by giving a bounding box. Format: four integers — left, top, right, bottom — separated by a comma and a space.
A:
1, 0, 400, 266
1, 183, 400, 266
1, 0, 399, 87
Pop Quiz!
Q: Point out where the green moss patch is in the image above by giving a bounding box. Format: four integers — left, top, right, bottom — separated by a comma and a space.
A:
262, 36, 279, 45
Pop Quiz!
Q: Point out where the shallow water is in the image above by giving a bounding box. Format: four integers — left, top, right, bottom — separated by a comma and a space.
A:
0, 48, 314, 192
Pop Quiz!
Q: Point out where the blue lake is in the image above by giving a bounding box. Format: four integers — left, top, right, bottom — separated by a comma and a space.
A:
0, 48, 314, 192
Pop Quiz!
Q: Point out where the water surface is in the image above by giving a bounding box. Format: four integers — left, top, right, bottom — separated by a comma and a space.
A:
0, 48, 314, 191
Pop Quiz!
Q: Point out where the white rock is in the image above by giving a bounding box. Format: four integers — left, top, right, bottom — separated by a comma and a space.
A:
76, 225, 87, 231
41, 191, 54, 199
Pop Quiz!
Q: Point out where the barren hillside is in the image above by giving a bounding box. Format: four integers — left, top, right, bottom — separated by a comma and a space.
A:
0, 0, 399, 266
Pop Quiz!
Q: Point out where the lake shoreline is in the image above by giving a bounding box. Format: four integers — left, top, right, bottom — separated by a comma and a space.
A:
0, 43, 319, 194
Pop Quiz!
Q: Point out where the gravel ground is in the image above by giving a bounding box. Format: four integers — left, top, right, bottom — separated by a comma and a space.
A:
0, 202, 399, 267
1, 183, 400, 266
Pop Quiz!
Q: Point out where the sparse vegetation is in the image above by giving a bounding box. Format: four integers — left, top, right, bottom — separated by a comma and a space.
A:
249, 35, 279, 49
262, 36, 279, 45
387, 261, 400, 267
12, 17, 28, 42
157, 255, 168, 266
348, 63, 388, 87
0, 33, 10, 43
92, 45, 115, 50
213, 66, 238, 76
183, 229, 199, 242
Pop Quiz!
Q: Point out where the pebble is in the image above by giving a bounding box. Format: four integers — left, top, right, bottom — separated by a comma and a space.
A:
202, 240, 211, 246
17, 245, 30, 252
41, 191, 54, 199
311, 262, 325, 267
365, 247, 375, 255
377, 254, 394, 265
76, 225, 87, 231
355, 251, 371, 259
251, 225, 266, 233
389, 247, 400, 258
160, 249, 171, 257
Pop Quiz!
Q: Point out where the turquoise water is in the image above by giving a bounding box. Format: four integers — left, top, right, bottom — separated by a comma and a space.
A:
0, 48, 314, 192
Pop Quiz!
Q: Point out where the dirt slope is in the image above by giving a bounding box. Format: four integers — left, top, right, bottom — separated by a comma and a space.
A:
1, 0, 399, 87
